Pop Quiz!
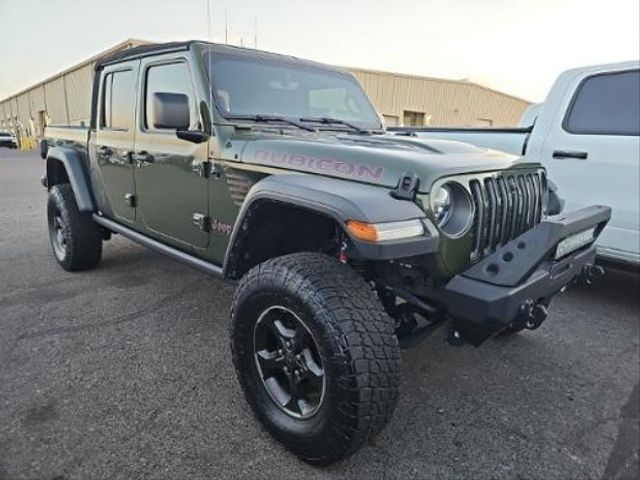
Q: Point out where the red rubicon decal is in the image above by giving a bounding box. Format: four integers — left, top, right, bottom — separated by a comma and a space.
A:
253, 150, 385, 181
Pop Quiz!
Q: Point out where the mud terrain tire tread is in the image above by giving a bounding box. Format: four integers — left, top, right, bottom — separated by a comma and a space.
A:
230, 252, 401, 465
47, 183, 102, 271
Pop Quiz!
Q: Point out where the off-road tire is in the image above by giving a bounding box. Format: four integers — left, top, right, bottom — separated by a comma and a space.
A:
230, 253, 401, 465
47, 184, 102, 271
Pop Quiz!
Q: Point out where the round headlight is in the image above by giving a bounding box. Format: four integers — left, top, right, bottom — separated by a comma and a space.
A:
430, 182, 474, 237
431, 185, 453, 226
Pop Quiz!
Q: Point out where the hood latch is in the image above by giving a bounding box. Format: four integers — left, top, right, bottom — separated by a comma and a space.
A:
391, 171, 420, 200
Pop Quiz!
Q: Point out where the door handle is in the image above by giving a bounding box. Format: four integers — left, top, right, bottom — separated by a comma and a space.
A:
134, 151, 155, 165
122, 150, 134, 164
552, 150, 588, 160
97, 146, 113, 156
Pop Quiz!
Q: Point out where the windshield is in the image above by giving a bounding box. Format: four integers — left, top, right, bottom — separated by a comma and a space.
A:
203, 50, 382, 130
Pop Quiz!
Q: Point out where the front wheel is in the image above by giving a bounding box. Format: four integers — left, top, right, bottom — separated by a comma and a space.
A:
230, 253, 401, 465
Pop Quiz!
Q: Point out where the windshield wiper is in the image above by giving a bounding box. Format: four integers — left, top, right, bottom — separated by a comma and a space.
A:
299, 116, 369, 134
227, 114, 316, 132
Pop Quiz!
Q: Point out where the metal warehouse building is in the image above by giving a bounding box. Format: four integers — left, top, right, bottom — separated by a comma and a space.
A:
0, 39, 530, 148
350, 67, 530, 128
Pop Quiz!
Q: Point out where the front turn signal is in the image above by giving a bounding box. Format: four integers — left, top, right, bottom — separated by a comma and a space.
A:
346, 219, 425, 242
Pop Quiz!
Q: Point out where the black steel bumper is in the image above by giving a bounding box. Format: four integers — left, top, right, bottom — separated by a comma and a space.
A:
444, 205, 611, 345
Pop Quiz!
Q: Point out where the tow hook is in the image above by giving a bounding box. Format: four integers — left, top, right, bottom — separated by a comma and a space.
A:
580, 264, 605, 285
519, 300, 548, 330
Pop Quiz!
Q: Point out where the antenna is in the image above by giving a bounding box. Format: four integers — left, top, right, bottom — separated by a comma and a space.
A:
254, 15, 257, 49
206, 0, 214, 136
225, 9, 228, 44
206, 0, 211, 39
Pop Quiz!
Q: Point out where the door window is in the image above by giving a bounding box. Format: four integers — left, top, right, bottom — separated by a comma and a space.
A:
564, 70, 640, 136
101, 70, 134, 130
144, 62, 196, 131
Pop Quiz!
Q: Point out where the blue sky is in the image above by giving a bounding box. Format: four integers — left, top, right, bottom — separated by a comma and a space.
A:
1, 0, 638, 101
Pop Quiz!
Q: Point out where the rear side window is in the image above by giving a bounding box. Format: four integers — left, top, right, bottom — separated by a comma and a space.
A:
101, 70, 134, 130
144, 62, 196, 131
564, 70, 640, 136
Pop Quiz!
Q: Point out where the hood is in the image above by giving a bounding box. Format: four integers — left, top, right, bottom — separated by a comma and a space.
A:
231, 130, 537, 193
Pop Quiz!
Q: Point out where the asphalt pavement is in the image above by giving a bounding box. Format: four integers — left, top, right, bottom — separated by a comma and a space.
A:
1, 149, 638, 479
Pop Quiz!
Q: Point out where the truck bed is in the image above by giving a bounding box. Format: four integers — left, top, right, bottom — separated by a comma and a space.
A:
388, 126, 532, 156
45, 125, 89, 150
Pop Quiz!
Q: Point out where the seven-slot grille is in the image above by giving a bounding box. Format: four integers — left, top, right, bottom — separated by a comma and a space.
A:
469, 170, 546, 261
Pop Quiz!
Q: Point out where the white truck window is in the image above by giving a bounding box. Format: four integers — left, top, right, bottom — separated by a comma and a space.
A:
564, 70, 640, 136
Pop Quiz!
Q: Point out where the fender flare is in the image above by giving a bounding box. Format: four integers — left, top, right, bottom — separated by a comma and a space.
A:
45, 146, 95, 212
223, 173, 439, 277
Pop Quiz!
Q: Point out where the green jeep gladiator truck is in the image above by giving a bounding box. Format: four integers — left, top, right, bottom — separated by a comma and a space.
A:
41, 41, 611, 464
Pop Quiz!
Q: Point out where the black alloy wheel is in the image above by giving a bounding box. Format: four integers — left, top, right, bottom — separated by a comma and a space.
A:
253, 305, 325, 419
49, 205, 67, 261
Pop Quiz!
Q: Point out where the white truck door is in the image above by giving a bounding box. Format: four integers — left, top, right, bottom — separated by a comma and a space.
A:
539, 66, 640, 265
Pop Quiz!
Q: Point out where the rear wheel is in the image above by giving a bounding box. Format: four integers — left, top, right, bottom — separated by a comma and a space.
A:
47, 184, 102, 271
230, 253, 401, 465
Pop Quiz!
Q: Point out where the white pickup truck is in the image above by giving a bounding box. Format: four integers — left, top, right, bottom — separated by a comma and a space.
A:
391, 61, 640, 269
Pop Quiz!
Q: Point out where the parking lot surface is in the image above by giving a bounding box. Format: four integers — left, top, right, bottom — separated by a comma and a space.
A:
1, 149, 638, 480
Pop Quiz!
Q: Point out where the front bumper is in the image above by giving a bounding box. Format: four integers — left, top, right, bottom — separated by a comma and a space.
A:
444, 205, 611, 345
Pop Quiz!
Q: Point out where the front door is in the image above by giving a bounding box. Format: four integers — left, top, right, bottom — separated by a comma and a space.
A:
93, 61, 139, 224
540, 68, 640, 258
133, 56, 209, 250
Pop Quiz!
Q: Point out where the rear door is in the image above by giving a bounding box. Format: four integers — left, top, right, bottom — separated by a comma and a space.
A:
540, 67, 640, 259
93, 61, 139, 224
133, 54, 209, 250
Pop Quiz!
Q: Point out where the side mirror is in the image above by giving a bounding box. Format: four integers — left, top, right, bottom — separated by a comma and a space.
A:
151, 92, 190, 130
39, 138, 48, 159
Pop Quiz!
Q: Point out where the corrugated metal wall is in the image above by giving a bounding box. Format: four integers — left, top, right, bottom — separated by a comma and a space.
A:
349, 68, 530, 127
10, 97, 18, 126
17, 93, 30, 125
1, 40, 531, 148
44, 76, 69, 125
65, 63, 94, 125
29, 86, 46, 114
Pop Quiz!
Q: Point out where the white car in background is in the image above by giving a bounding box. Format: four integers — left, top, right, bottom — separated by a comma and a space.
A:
392, 61, 640, 269
0, 130, 18, 149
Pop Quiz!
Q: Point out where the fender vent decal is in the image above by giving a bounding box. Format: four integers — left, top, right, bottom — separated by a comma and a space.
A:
225, 170, 252, 207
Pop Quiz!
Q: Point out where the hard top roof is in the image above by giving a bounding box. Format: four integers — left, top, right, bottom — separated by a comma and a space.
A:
94, 40, 344, 73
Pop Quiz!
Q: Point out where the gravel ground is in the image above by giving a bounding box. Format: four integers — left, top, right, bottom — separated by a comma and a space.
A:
1, 149, 638, 480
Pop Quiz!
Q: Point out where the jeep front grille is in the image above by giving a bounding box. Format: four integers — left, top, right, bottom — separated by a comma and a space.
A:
469, 170, 546, 261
